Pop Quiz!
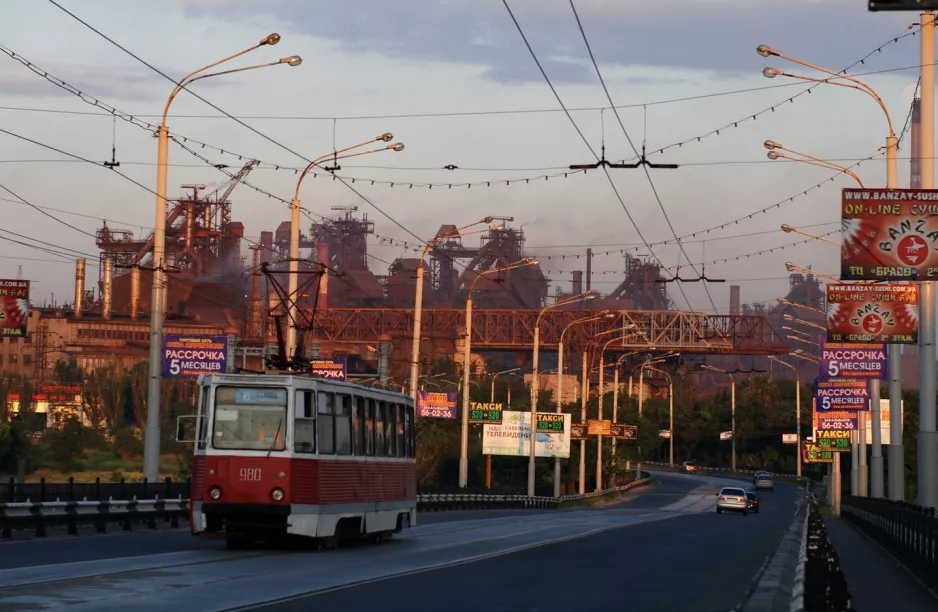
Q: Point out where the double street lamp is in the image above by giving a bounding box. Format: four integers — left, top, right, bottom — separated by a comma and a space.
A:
458, 258, 537, 488
702, 365, 737, 472
768, 356, 802, 478
143, 34, 301, 481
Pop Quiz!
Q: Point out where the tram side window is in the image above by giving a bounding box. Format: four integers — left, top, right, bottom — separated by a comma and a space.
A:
364, 398, 375, 456
405, 405, 415, 458
396, 404, 406, 458
318, 392, 335, 454
383, 402, 396, 457
294, 390, 315, 454
335, 394, 352, 455
374, 401, 386, 457
197, 386, 210, 450
352, 396, 363, 455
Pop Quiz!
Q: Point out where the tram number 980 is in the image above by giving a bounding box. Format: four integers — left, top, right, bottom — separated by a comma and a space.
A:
239, 468, 262, 481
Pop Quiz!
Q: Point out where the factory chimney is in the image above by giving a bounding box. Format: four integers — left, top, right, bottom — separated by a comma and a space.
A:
130, 266, 140, 320
102, 258, 113, 320
729, 285, 741, 316
74, 258, 86, 318
572, 271, 583, 295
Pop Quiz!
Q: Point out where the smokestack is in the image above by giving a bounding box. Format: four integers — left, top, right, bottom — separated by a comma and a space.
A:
130, 266, 140, 320
585, 248, 592, 292
912, 96, 922, 190
572, 271, 583, 295
103, 258, 113, 320
729, 285, 741, 316
74, 258, 86, 318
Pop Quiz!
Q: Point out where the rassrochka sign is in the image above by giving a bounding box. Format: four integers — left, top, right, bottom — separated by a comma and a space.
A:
819, 341, 887, 380
161, 334, 229, 378
814, 378, 869, 411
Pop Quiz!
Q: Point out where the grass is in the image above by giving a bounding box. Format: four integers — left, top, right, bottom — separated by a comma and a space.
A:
4, 452, 188, 483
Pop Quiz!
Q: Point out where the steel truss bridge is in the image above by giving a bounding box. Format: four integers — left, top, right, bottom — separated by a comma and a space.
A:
307, 309, 789, 355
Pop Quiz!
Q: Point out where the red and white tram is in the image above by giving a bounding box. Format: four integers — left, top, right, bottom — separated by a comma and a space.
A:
180, 373, 417, 545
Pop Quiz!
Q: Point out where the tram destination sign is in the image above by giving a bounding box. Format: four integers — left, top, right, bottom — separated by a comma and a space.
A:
819, 341, 887, 380
826, 283, 918, 344
468, 402, 503, 425
161, 334, 229, 378
840, 188, 938, 281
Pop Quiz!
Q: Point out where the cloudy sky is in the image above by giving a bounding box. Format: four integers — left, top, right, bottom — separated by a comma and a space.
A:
0, 0, 922, 312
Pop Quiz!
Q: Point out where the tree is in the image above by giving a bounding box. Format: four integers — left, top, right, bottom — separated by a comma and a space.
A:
53, 358, 83, 384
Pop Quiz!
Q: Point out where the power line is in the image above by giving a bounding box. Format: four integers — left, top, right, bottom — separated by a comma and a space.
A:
0, 181, 96, 238
501, 0, 693, 311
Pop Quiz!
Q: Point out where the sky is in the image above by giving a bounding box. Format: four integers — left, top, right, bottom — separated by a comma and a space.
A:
0, 0, 924, 313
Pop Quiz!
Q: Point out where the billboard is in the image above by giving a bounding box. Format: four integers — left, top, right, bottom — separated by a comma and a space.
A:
814, 378, 869, 411
802, 441, 834, 463
570, 423, 588, 440
815, 429, 851, 452
819, 341, 887, 379
841, 188, 938, 281
864, 399, 904, 445
161, 334, 229, 378
0, 279, 29, 338
309, 357, 347, 381
826, 283, 918, 344
782, 433, 798, 444
416, 391, 457, 419
609, 424, 637, 440
816, 410, 861, 431
482, 410, 571, 458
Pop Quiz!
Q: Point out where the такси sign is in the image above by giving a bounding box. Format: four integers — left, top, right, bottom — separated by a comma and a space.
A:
840, 188, 938, 281
161, 334, 229, 378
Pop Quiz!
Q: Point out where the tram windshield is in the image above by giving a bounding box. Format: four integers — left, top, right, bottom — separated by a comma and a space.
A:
213, 386, 288, 451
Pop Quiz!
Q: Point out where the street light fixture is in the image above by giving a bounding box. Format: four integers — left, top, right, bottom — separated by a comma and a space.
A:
459, 258, 538, 488
286, 135, 405, 360
644, 366, 675, 468
528, 291, 599, 497
765, 142, 865, 188
768, 356, 802, 477
143, 34, 301, 482
777, 297, 826, 317
410, 218, 501, 401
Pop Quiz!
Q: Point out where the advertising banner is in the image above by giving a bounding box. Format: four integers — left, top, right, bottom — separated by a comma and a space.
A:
840, 188, 938, 281
815, 429, 851, 452
468, 401, 503, 425
802, 441, 834, 463
864, 399, 904, 445
416, 391, 457, 419
826, 283, 918, 344
309, 357, 347, 381
482, 410, 571, 458
161, 334, 229, 378
814, 379, 869, 411
587, 419, 612, 435
609, 424, 637, 440
0, 279, 29, 338
782, 433, 798, 445
819, 341, 887, 379
816, 410, 861, 431
570, 423, 588, 441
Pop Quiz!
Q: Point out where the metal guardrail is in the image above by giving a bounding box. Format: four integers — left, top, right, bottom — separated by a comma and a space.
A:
841, 495, 938, 593
416, 474, 652, 512
0, 498, 189, 539
1, 476, 189, 503
0, 474, 652, 537
789, 499, 810, 612
641, 461, 808, 484
802, 501, 852, 611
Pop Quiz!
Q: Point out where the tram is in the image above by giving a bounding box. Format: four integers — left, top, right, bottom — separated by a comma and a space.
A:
178, 373, 417, 546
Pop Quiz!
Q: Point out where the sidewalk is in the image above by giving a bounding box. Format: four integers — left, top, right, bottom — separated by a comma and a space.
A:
824, 516, 937, 611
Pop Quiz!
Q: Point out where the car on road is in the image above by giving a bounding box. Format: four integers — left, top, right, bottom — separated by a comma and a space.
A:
716, 487, 749, 515
680, 461, 698, 473
745, 491, 760, 514
754, 473, 775, 491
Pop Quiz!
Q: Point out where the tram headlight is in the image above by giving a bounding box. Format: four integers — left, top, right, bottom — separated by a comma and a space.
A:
271, 487, 285, 501
209, 486, 222, 500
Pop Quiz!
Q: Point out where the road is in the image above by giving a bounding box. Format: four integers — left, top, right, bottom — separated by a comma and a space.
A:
246, 473, 799, 612
0, 473, 702, 571
0, 472, 802, 611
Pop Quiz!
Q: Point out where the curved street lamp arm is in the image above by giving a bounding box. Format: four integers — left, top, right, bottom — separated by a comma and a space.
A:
771, 151, 865, 187
295, 140, 401, 199
469, 259, 536, 294
776, 69, 894, 136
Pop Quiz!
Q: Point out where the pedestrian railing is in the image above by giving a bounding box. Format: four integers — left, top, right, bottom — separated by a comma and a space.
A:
841, 495, 938, 593
799, 500, 853, 611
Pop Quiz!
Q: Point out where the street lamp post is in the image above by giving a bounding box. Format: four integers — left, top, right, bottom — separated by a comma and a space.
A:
287, 136, 404, 361
484, 367, 520, 489
636, 354, 673, 478
459, 260, 536, 488
410, 218, 497, 401
528, 292, 597, 497
704, 365, 736, 471
760, 42, 901, 503
645, 366, 674, 467
143, 34, 300, 481
769, 356, 802, 478
553, 311, 614, 497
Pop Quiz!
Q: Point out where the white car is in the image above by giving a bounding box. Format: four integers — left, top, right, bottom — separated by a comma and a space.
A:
754, 474, 775, 491
716, 487, 749, 515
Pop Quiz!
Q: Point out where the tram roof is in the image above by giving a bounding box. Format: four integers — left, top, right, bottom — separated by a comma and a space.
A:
198, 372, 412, 400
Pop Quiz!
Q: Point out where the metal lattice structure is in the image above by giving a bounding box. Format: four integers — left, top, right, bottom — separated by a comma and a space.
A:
306, 308, 789, 354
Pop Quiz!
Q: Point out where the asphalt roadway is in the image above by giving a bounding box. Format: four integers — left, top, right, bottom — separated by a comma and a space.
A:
0, 472, 705, 571
244, 473, 800, 612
